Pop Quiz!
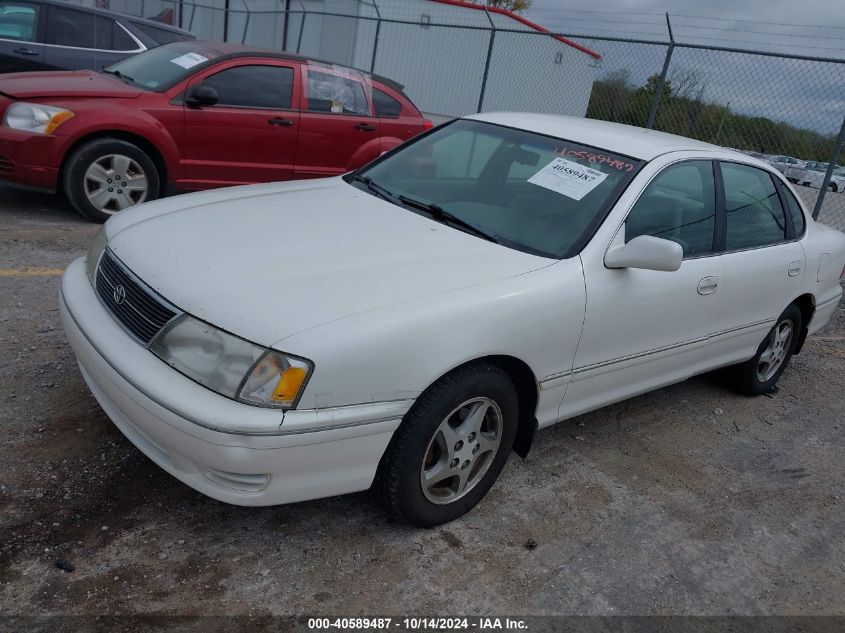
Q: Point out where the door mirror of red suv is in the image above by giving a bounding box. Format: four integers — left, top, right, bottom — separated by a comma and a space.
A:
186, 84, 219, 108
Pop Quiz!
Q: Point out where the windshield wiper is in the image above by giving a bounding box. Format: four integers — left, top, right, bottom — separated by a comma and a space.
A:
346, 174, 401, 205
102, 69, 135, 84
398, 195, 498, 244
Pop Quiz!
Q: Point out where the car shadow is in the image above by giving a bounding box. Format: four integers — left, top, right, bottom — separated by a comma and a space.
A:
1, 185, 87, 223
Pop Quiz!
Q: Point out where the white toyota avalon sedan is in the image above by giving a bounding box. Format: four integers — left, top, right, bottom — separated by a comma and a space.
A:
60, 113, 845, 526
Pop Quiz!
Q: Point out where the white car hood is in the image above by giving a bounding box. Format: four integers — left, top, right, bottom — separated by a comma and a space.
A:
107, 178, 553, 346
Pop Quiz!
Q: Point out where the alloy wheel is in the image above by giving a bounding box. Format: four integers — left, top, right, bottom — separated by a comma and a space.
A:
83, 154, 148, 214
757, 319, 793, 382
419, 397, 503, 504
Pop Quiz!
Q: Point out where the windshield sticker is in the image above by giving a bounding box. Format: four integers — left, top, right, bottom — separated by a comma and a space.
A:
170, 52, 208, 69
554, 147, 635, 173
527, 158, 609, 201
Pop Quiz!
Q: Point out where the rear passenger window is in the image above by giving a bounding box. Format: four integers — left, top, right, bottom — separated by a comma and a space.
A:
112, 23, 137, 51
202, 65, 293, 109
0, 2, 38, 41
625, 160, 716, 257
373, 88, 402, 118
307, 70, 369, 116
721, 162, 788, 250
46, 7, 119, 50
131, 22, 193, 45
780, 185, 807, 237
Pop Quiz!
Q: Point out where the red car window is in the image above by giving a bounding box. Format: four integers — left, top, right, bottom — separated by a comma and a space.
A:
306, 69, 369, 116
202, 65, 294, 109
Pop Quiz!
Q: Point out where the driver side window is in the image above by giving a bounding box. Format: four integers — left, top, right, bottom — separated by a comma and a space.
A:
625, 160, 717, 257
201, 65, 293, 109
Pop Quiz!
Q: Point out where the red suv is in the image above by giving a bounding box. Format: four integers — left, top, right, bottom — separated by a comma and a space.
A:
0, 41, 431, 221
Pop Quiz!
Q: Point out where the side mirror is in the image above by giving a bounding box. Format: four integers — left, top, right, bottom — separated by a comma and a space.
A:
185, 84, 218, 108
605, 235, 683, 272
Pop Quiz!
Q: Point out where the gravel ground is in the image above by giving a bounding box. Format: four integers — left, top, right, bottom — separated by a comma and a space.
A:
1, 184, 844, 616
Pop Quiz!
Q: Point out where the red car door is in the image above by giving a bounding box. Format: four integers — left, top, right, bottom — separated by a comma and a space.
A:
181, 59, 300, 189
294, 65, 380, 179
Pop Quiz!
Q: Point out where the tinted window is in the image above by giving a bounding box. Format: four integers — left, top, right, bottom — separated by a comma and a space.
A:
307, 70, 369, 115
46, 7, 122, 50
202, 65, 293, 109
721, 162, 788, 250
626, 161, 716, 257
356, 119, 642, 259
0, 2, 38, 41
112, 22, 137, 51
780, 185, 807, 237
373, 88, 402, 118
131, 22, 193, 45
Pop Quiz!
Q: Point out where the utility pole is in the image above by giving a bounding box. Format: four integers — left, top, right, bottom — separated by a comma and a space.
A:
282, 0, 292, 51
646, 13, 674, 130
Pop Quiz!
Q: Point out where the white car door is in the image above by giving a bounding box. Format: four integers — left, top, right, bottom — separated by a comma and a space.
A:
708, 161, 806, 364
560, 159, 732, 420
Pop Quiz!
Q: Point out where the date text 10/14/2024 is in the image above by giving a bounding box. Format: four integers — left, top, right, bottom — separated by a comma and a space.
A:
307, 617, 529, 631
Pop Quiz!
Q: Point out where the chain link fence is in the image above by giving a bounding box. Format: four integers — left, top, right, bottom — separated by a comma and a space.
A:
65, 0, 845, 231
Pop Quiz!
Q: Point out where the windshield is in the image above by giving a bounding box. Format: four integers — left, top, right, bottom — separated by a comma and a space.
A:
352, 119, 642, 258
104, 42, 222, 91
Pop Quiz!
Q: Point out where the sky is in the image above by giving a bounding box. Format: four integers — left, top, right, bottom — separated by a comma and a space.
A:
525, 0, 845, 58
522, 0, 845, 135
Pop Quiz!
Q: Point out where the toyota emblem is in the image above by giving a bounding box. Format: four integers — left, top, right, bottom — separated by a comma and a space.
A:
113, 285, 126, 305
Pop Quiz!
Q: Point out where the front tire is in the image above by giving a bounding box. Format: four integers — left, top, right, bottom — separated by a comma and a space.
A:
726, 304, 802, 396
63, 138, 160, 223
377, 363, 518, 527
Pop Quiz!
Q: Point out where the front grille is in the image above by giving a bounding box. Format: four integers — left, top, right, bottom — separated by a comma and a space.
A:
0, 154, 13, 173
95, 249, 178, 344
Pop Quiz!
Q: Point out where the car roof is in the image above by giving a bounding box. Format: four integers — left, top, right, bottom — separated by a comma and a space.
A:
37, 0, 193, 35
466, 112, 725, 161
184, 41, 407, 93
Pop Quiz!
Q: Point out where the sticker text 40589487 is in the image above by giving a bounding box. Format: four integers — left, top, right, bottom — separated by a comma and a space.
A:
554, 147, 636, 173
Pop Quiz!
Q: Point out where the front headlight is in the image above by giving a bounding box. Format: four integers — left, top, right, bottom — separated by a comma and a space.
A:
85, 226, 108, 283
3, 102, 74, 134
149, 315, 312, 409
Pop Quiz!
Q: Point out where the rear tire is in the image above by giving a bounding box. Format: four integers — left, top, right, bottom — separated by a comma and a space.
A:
725, 304, 802, 396
63, 138, 160, 223
377, 363, 518, 527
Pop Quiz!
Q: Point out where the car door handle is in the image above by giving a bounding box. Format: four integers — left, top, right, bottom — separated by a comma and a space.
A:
788, 260, 802, 277
267, 117, 294, 127
697, 276, 719, 295
354, 123, 376, 131
13, 47, 39, 56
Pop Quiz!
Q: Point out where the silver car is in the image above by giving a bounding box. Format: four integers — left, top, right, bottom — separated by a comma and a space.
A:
767, 155, 807, 184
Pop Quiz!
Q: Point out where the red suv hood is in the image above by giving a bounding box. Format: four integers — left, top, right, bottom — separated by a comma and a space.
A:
0, 70, 144, 100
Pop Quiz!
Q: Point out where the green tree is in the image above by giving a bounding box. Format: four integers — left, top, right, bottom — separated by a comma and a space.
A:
470, 0, 532, 12
585, 72, 842, 164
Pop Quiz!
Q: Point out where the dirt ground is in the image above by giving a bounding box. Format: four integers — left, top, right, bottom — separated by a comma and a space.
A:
1, 184, 844, 617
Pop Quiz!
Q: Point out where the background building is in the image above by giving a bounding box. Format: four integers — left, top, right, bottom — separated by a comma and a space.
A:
75, 0, 602, 118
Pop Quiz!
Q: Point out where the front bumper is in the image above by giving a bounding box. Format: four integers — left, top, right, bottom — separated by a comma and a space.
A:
60, 257, 409, 506
0, 127, 60, 190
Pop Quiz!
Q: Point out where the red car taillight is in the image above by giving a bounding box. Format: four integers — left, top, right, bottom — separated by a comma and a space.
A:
423, 119, 434, 130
